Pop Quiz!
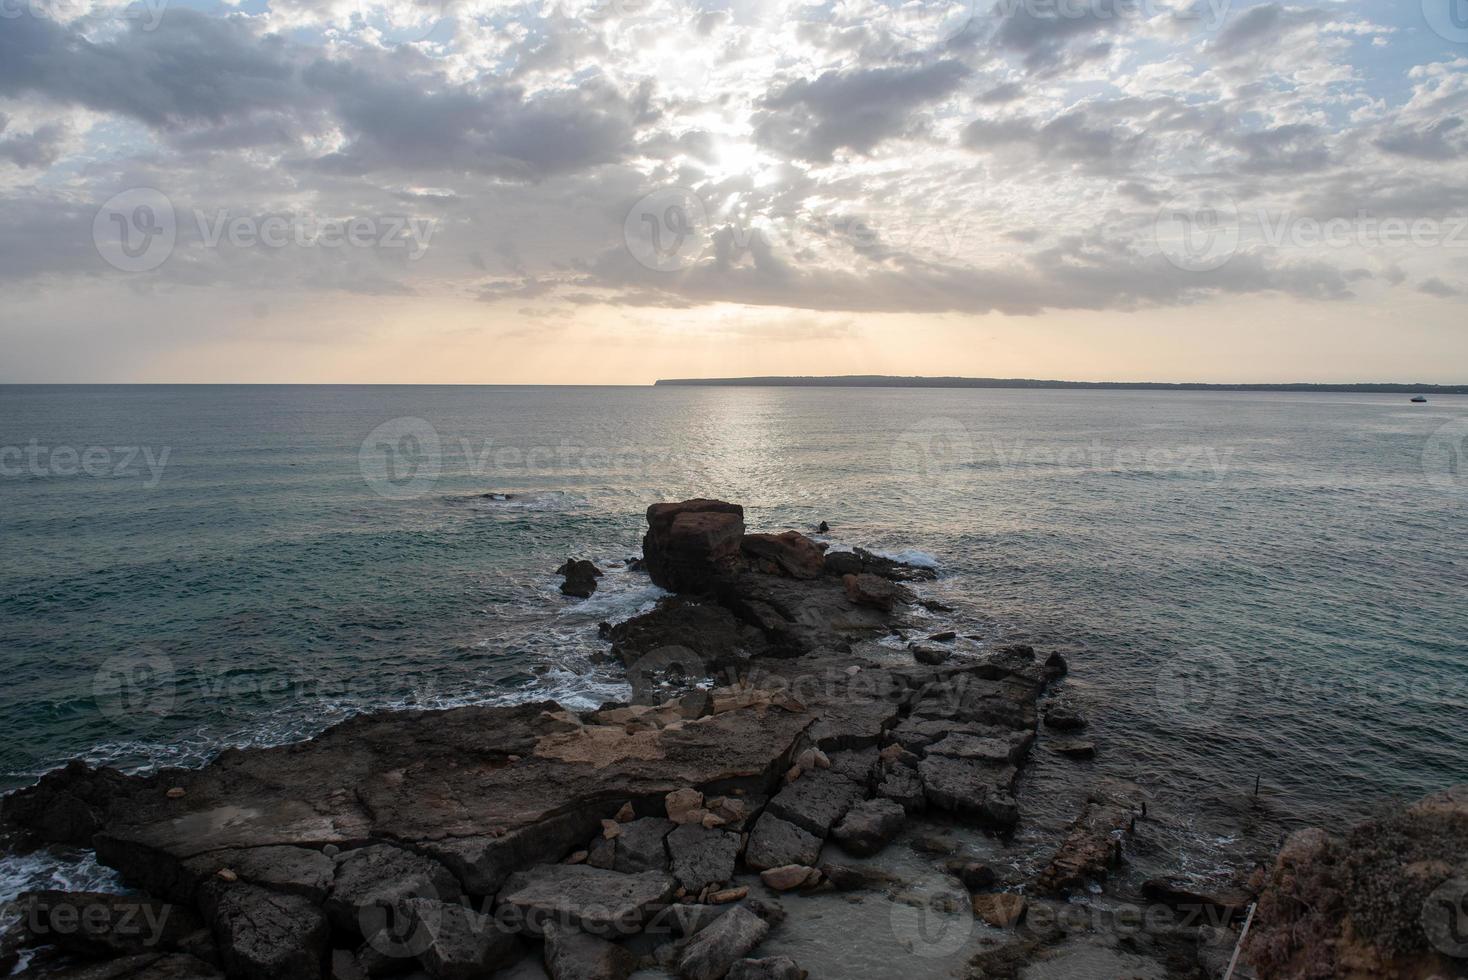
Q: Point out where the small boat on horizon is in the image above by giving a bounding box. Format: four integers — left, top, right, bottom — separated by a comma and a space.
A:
1411, 395, 1428, 403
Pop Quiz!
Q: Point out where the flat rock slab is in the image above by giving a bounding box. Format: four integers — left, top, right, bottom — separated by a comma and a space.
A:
400, 900, 521, 980
327, 844, 462, 934
543, 921, 636, 980
183, 846, 336, 904
918, 756, 1020, 828
496, 864, 674, 937
607, 818, 674, 875
677, 906, 769, 980
831, 799, 905, 857
765, 770, 863, 838
666, 825, 740, 893
743, 815, 822, 872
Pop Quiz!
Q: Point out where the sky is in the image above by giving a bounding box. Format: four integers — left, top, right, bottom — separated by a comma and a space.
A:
0, 0, 1466, 383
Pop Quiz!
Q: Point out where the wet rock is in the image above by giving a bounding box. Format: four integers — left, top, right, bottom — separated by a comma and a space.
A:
911, 835, 958, 856
608, 818, 675, 875
10, 953, 225, 980
971, 893, 1026, 928
743, 815, 821, 871
816, 521, 829, 534
830, 799, 905, 857
327, 845, 462, 935
19, 892, 205, 959
1042, 703, 1086, 731
676, 906, 769, 980
1049, 740, 1096, 760
927, 733, 1014, 764
1044, 651, 1068, 678
666, 825, 739, 893
0, 760, 143, 846
927, 632, 956, 643
398, 900, 521, 980
1035, 788, 1141, 895
817, 864, 900, 892
949, 862, 997, 892
757, 866, 818, 893
726, 956, 802, 980
542, 921, 635, 980
909, 645, 948, 666
1140, 879, 1251, 925
557, 560, 603, 599
740, 532, 824, 580
198, 882, 328, 980
764, 769, 863, 838
608, 601, 766, 685
495, 865, 675, 937
642, 500, 746, 594
918, 755, 1019, 827
821, 552, 862, 577
182, 847, 336, 905
841, 574, 898, 612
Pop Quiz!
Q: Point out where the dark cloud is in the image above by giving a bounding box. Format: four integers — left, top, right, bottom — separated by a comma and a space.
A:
1375, 118, 1466, 162
0, 117, 67, 168
1419, 277, 1461, 298
1232, 124, 1331, 175
960, 106, 1145, 171
1207, 3, 1330, 59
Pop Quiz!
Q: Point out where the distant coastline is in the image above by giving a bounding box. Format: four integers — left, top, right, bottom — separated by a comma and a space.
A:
655, 375, 1468, 394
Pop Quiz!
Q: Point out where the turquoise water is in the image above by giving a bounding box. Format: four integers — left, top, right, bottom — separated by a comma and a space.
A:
1, 384, 1465, 860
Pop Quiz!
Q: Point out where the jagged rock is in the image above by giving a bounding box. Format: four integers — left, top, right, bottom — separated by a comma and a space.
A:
198, 882, 328, 980
971, 893, 1026, 928
19, 892, 205, 959
666, 789, 706, 825
542, 921, 635, 980
608, 600, 766, 687
726, 956, 802, 980
182, 847, 336, 904
1035, 787, 1141, 895
495, 865, 675, 937
831, 799, 905, 857
1043, 651, 1068, 678
676, 906, 769, 980
666, 825, 739, 893
1042, 703, 1086, 731
821, 552, 862, 576
557, 560, 604, 599
817, 864, 900, 892
841, 573, 897, 611
875, 766, 925, 813
1049, 739, 1095, 759
918, 755, 1019, 827
740, 532, 824, 580
823, 748, 878, 787
744, 815, 821, 871
928, 632, 956, 643
764, 769, 863, 838
947, 861, 997, 892
758, 866, 817, 892
398, 899, 521, 980
608, 818, 674, 874
642, 500, 746, 593
327, 845, 462, 934
926, 733, 1014, 764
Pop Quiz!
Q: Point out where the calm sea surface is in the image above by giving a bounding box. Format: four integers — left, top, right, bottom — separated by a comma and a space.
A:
2, 384, 1465, 892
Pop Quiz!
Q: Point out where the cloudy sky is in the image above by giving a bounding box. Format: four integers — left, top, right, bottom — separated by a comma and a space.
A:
1, 0, 1466, 382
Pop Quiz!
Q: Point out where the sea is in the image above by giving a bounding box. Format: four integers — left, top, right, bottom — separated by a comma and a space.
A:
1, 384, 1465, 904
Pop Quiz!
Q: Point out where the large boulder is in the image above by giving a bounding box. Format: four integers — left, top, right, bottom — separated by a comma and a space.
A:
841, 574, 897, 611
398, 900, 521, 980
606, 818, 675, 875
642, 500, 746, 593
740, 532, 824, 580
677, 906, 769, 980
326, 845, 462, 935
557, 561, 603, 599
183, 847, 336, 904
199, 882, 329, 980
542, 921, 635, 980
607, 600, 767, 692
743, 815, 821, 871
495, 865, 675, 937
665, 825, 740, 893
764, 770, 863, 839
830, 799, 905, 857
1034, 785, 1141, 895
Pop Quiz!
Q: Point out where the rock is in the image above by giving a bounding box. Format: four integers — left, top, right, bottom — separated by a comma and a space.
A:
971, 893, 1026, 928
397, 900, 521, 980
19, 892, 206, 959
666, 789, 706, 826
327, 845, 462, 935
743, 815, 822, 871
875, 766, 925, 813
166, 788, 186, 799
676, 906, 769, 980
1043, 651, 1068, 677
757, 866, 817, 893
566, 851, 588, 865
909, 645, 948, 666
740, 532, 824, 580
354, 941, 411, 979
542, 921, 635, 980
330, 949, 365, 980
642, 500, 746, 593
727, 956, 803, 980
817, 521, 829, 533
910, 835, 957, 855
557, 560, 604, 599
830, 799, 905, 857
666, 825, 740, 893
949, 862, 997, 892
609, 601, 766, 689
817, 864, 900, 892
841, 573, 898, 611
765, 769, 863, 838
918, 755, 1019, 827
1035, 787, 1140, 895
1042, 703, 1086, 731
1049, 739, 1095, 759
707, 887, 748, 905
495, 865, 675, 937
821, 552, 862, 576
1140, 879, 1251, 924
183, 847, 335, 904
823, 748, 877, 787
8, 953, 225, 980
927, 632, 956, 643
198, 882, 329, 980
927, 733, 1014, 763
608, 818, 674, 874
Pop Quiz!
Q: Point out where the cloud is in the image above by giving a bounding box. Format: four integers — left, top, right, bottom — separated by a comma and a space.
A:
1419, 277, 1461, 298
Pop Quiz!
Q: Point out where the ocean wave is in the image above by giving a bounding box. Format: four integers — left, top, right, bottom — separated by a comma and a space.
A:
871, 548, 940, 569
455, 490, 585, 512
0, 847, 125, 904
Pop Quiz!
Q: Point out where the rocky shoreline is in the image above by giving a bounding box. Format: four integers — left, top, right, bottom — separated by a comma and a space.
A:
2, 499, 1464, 980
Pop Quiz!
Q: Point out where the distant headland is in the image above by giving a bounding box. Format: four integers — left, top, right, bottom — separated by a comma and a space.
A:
654, 375, 1468, 394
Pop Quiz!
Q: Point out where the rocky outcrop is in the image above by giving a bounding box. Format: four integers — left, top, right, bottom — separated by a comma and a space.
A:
642, 500, 746, 593
542, 921, 635, 980
740, 532, 824, 580
1243, 784, 1468, 979
495, 865, 674, 937
199, 882, 329, 980
1034, 784, 1143, 895
677, 906, 769, 980
557, 560, 603, 599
